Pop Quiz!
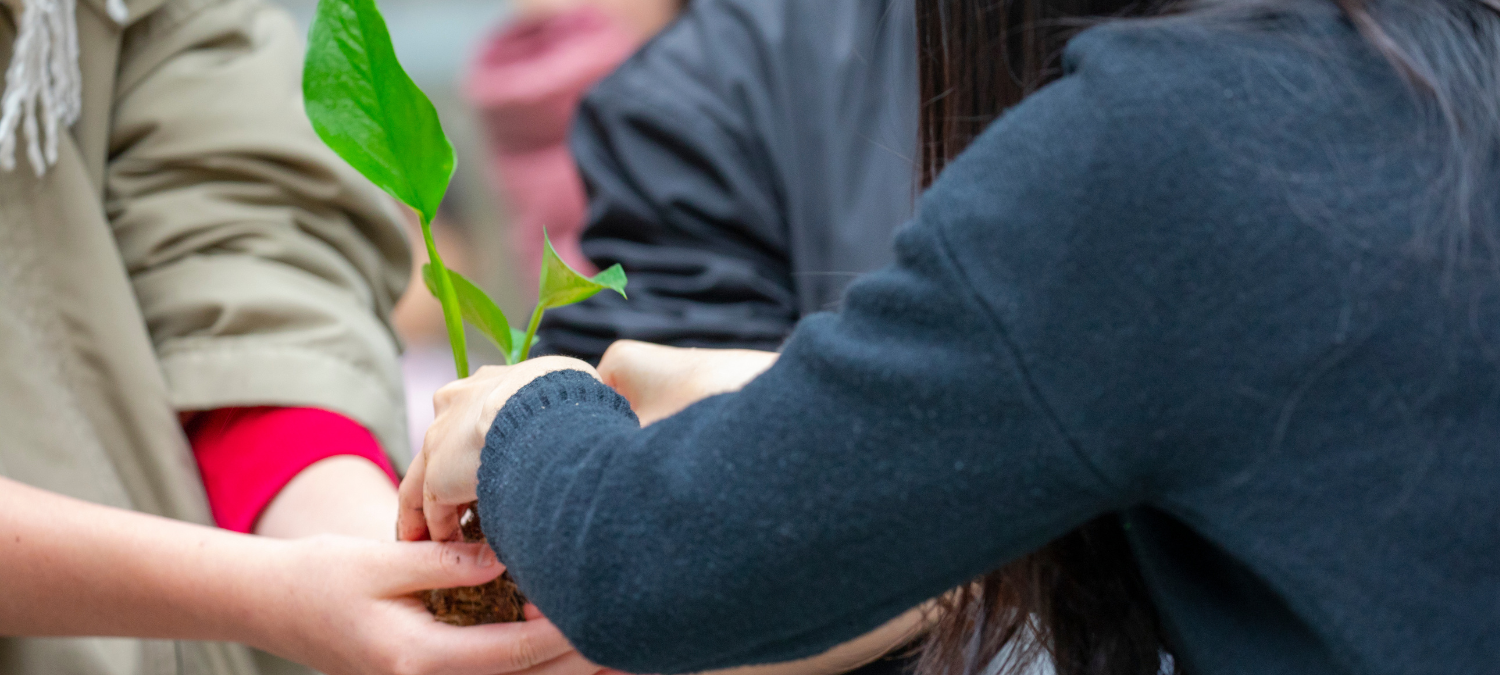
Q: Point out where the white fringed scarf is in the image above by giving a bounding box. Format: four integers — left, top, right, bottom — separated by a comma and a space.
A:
0, 0, 127, 175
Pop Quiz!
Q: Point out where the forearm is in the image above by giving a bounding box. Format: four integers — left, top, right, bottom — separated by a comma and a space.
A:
255, 456, 399, 541
704, 607, 929, 675
0, 476, 279, 642
0, 475, 548, 675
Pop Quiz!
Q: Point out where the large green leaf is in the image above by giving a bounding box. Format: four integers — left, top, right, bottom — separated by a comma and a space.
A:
424, 265, 518, 363
305, 0, 467, 376
303, 0, 453, 226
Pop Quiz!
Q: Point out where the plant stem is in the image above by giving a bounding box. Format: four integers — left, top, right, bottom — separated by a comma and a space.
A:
519, 303, 546, 362
421, 216, 468, 378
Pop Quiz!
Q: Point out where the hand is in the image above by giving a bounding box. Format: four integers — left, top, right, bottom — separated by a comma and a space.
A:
257, 536, 604, 675
598, 340, 779, 425
398, 357, 600, 544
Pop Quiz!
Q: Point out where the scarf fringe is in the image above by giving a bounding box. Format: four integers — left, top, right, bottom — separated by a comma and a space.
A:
1, 0, 127, 176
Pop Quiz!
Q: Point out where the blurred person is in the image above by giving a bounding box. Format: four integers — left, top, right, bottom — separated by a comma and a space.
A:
0, 0, 600, 673
405, 1, 1500, 674
466, 0, 685, 290
534, 0, 919, 360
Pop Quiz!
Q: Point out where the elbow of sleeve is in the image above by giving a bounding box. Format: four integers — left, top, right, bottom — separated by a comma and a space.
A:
522, 555, 710, 674
478, 506, 693, 670
551, 594, 687, 674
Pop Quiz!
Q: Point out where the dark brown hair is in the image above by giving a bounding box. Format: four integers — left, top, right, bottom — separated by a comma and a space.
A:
916, 0, 1167, 186
916, 3, 1177, 667
915, 1, 1500, 675
915, 515, 1168, 675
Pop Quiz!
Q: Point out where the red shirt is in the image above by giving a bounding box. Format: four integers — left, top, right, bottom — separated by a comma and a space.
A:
186, 407, 398, 533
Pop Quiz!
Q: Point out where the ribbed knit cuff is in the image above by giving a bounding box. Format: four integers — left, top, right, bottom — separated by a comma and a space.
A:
476, 369, 637, 556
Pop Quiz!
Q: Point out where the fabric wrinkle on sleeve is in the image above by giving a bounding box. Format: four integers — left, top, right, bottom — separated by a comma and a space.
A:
107, 0, 413, 463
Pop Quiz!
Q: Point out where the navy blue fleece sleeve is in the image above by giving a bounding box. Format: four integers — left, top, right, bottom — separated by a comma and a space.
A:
475, 27, 1185, 674
480, 15, 1500, 675
476, 121, 1123, 670
480, 221, 1114, 671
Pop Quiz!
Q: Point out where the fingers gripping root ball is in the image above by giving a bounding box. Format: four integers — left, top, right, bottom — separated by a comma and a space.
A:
422, 504, 527, 625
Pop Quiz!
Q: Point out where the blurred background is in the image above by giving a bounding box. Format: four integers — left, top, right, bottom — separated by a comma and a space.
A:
268, 0, 683, 451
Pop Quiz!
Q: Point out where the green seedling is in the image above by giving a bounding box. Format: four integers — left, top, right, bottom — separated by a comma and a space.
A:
420, 234, 627, 366
302, 0, 626, 380
301, 0, 627, 625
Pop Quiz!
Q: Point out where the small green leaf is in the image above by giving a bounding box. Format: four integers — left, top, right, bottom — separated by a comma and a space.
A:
303, 0, 453, 226
537, 234, 629, 310
512, 233, 629, 361
588, 264, 628, 299
423, 265, 516, 361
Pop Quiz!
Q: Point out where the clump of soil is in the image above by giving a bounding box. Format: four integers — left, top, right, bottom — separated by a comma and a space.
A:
422, 503, 528, 626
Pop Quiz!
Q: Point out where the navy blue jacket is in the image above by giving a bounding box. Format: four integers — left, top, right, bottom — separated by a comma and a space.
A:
483, 9, 1500, 675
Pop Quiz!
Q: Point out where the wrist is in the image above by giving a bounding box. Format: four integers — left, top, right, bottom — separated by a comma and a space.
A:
479, 358, 600, 435
100, 520, 296, 645
227, 536, 333, 658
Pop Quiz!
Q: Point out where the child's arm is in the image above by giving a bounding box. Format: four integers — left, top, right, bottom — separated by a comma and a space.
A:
0, 475, 583, 675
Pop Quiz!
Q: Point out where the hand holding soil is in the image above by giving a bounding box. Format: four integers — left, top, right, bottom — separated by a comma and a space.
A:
400, 345, 776, 549
400, 357, 600, 544
420, 504, 529, 626
399, 358, 599, 626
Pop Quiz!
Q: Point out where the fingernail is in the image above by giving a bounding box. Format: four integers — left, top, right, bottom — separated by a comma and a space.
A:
478, 546, 498, 567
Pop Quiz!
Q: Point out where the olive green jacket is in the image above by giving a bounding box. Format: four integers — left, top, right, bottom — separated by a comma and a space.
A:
0, 0, 411, 671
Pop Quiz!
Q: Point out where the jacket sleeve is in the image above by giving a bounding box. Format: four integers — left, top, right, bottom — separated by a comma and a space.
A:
535, 0, 800, 362
477, 66, 1152, 673
106, 0, 413, 462
480, 218, 1117, 674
